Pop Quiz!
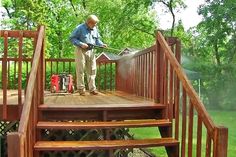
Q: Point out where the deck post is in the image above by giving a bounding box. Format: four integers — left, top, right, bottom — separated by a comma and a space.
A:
7, 132, 23, 157
3, 31, 8, 119
213, 126, 228, 157
155, 31, 161, 103
40, 25, 45, 104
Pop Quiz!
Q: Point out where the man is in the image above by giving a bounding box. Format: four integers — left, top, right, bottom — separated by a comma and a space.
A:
70, 15, 107, 96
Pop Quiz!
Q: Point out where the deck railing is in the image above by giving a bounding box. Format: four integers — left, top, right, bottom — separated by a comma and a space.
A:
116, 32, 228, 157
43, 59, 116, 91
0, 29, 38, 120
0, 57, 116, 95
1, 26, 228, 157
96, 60, 117, 91
116, 45, 159, 98
6, 26, 45, 157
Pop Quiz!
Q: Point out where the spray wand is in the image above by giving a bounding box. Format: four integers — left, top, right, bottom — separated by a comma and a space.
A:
87, 43, 121, 52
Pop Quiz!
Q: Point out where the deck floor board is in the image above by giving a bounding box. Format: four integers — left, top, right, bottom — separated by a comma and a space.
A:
1, 90, 159, 108
43, 91, 158, 108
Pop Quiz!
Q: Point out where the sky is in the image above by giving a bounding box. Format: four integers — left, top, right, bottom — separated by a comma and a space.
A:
156, 0, 205, 30
0, 0, 205, 30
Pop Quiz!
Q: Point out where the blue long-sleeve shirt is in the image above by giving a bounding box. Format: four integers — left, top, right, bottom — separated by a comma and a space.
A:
69, 23, 104, 47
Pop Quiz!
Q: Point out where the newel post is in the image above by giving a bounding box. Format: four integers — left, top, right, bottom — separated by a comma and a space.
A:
213, 126, 228, 157
7, 132, 23, 157
39, 25, 46, 104
155, 30, 163, 103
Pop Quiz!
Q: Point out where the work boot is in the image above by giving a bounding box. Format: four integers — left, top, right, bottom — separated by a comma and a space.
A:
90, 90, 99, 95
76, 89, 85, 96
79, 91, 86, 96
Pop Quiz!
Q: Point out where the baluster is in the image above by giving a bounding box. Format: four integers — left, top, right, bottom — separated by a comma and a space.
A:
141, 55, 144, 96
104, 63, 107, 91
56, 61, 59, 74
135, 57, 138, 95
44, 59, 47, 89
18, 31, 23, 106
196, 116, 202, 157
63, 61, 65, 72
205, 131, 212, 157
174, 73, 180, 140
188, 101, 194, 157
7, 60, 10, 89
150, 51, 153, 99
159, 47, 164, 104
14, 61, 17, 89
115, 62, 118, 91
145, 53, 148, 97
110, 62, 112, 91
163, 54, 167, 117
138, 56, 142, 96
69, 61, 71, 74
169, 64, 174, 120
147, 52, 150, 98
181, 88, 187, 157
137, 56, 140, 96
3, 31, 8, 119
97, 63, 101, 91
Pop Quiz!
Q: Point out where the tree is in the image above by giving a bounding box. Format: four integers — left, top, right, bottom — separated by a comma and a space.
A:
189, 0, 236, 109
2, 0, 158, 57
155, 0, 186, 36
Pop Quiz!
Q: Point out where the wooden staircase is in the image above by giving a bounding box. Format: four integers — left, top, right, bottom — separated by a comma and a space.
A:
3, 26, 228, 157
34, 103, 179, 156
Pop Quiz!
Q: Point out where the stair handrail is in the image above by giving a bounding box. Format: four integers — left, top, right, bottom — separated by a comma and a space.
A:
157, 31, 215, 133
7, 25, 45, 157
18, 25, 45, 134
115, 31, 228, 157
156, 31, 228, 157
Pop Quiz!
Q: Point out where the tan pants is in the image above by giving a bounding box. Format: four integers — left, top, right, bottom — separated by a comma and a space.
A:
75, 47, 96, 92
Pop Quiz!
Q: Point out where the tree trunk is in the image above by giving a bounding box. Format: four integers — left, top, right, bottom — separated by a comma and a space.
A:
214, 41, 221, 66
169, 0, 175, 36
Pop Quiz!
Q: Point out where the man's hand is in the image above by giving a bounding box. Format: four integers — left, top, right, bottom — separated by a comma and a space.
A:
101, 44, 107, 48
80, 43, 88, 49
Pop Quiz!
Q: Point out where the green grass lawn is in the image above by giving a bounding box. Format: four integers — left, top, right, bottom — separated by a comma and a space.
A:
209, 110, 236, 157
129, 110, 235, 157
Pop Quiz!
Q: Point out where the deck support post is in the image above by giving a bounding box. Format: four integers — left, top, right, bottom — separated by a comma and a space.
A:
102, 111, 114, 157
213, 126, 228, 157
7, 132, 23, 157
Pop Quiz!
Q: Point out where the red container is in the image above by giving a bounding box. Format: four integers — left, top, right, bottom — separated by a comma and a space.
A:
66, 74, 74, 92
50, 74, 74, 93
50, 74, 60, 93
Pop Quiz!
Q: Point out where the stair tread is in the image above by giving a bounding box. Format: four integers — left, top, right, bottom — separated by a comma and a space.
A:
37, 119, 171, 129
34, 138, 178, 151
38, 103, 166, 111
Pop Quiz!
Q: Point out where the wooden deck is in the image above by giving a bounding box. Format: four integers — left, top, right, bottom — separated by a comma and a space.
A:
0, 90, 160, 107
0, 90, 25, 105
1, 90, 164, 121
44, 91, 158, 108
39, 91, 165, 121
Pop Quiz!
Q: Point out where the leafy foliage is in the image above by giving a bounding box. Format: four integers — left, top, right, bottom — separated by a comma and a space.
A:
2, 0, 236, 110
2, 0, 158, 57
184, 0, 236, 109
